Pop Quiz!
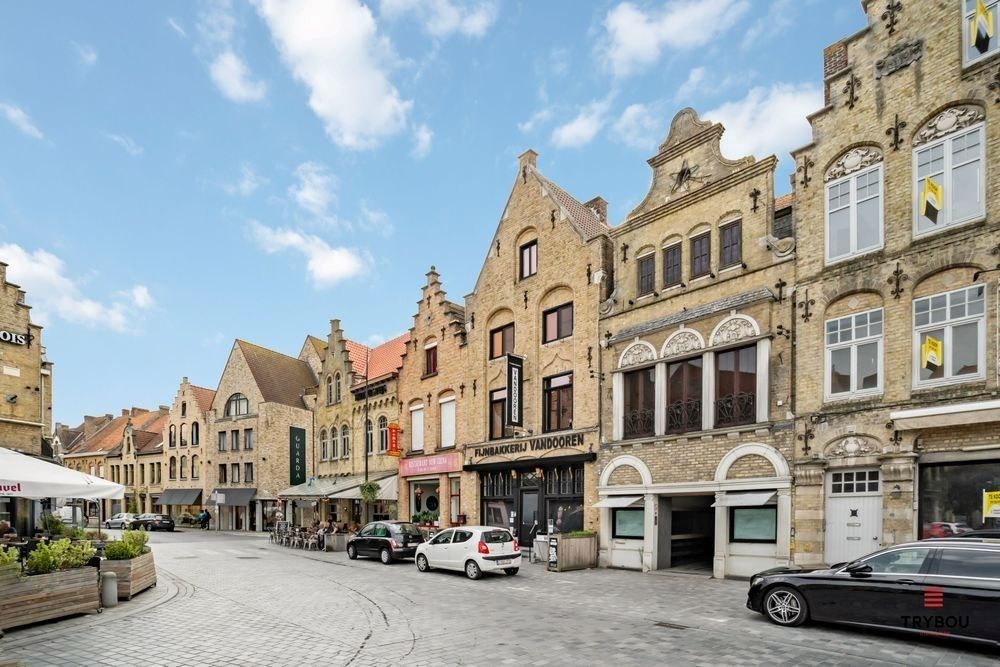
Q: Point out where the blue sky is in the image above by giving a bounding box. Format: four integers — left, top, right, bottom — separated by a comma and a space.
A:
0, 0, 865, 427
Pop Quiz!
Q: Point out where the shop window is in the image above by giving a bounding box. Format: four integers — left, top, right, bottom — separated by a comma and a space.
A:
964, 0, 1000, 65
320, 429, 328, 460
378, 416, 388, 453
424, 344, 438, 376
666, 357, 702, 434
191, 422, 200, 446
244, 463, 254, 483
913, 285, 985, 386
825, 308, 883, 399
489, 389, 507, 440
520, 240, 537, 279
341, 425, 350, 458
914, 124, 984, 236
225, 393, 249, 417
410, 405, 425, 452
637, 253, 655, 297
542, 303, 573, 343
440, 397, 456, 448
830, 469, 880, 494
826, 165, 882, 262
730, 506, 777, 543
450, 478, 461, 523
613, 508, 644, 539
490, 323, 515, 359
715, 344, 757, 428
547, 499, 583, 534
622, 367, 655, 439
244, 428, 253, 450
919, 460, 1000, 537
543, 373, 573, 432
662, 243, 681, 287
720, 220, 742, 268
690, 232, 710, 278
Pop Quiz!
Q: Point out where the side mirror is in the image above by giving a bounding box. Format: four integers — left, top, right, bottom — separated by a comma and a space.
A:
845, 562, 872, 576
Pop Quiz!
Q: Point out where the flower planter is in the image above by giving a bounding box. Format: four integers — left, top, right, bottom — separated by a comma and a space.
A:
549, 533, 598, 572
100, 550, 156, 600
0, 564, 100, 632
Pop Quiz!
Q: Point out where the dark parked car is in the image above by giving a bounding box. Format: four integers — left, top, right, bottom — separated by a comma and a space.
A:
134, 513, 175, 532
347, 521, 424, 564
747, 539, 1000, 648
955, 529, 1000, 539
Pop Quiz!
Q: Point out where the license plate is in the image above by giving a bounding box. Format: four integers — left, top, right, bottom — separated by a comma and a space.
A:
496, 559, 511, 566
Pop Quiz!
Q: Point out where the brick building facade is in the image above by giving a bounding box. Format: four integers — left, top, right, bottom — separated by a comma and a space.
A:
158, 378, 215, 519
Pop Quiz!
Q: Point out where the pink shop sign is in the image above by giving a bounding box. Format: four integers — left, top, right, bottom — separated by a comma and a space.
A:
399, 452, 463, 477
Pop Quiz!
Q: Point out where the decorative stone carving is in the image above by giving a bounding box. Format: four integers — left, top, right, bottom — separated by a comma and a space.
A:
619, 342, 655, 368
662, 330, 703, 359
711, 317, 756, 346
874, 39, 922, 79
764, 235, 796, 258
825, 147, 883, 182
827, 436, 876, 458
912, 105, 985, 147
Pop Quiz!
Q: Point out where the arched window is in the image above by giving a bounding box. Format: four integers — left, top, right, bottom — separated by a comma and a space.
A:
335, 373, 342, 403
320, 429, 328, 460
191, 455, 200, 480
169, 456, 177, 480
168, 424, 176, 448
342, 424, 350, 458
225, 393, 249, 417
331, 427, 339, 459
180, 423, 189, 447
191, 422, 200, 446
180, 455, 188, 479
365, 419, 373, 455
181, 401, 187, 417
326, 375, 333, 405
378, 416, 388, 453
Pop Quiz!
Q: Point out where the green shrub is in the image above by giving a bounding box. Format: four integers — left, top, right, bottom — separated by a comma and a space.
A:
104, 529, 149, 560
0, 544, 18, 566
41, 514, 66, 535
84, 530, 108, 541
24, 539, 96, 575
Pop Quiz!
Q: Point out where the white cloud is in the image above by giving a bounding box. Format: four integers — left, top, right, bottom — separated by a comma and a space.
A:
705, 83, 822, 159
612, 103, 663, 151
380, 0, 498, 38
0, 103, 43, 140
550, 100, 610, 149
255, 0, 412, 150
288, 161, 337, 219
675, 66, 706, 101
517, 107, 553, 134
411, 123, 433, 158
741, 0, 798, 51
363, 333, 387, 346
197, 0, 236, 46
360, 202, 394, 238
167, 18, 188, 38
210, 51, 267, 103
102, 132, 144, 156
0, 243, 142, 332
248, 221, 369, 288
72, 42, 98, 67
225, 164, 267, 196
601, 0, 750, 78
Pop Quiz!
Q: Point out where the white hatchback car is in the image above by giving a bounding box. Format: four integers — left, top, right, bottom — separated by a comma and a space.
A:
415, 526, 521, 579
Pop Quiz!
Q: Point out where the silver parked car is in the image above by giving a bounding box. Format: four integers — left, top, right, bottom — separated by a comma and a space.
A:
105, 512, 138, 529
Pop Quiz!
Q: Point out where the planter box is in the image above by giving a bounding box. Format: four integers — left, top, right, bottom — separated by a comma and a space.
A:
550, 534, 598, 572
0, 564, 101, 632
100, 551, 156, 600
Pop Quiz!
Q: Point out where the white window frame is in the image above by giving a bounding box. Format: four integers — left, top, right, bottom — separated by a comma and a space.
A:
825, 164, 884, 264
963, 0, 1000, 67
912, 123, 985, 237
439, 396, 456, 449
912, 286, 987, 388
410, 404, 425, 452
823, 308, 884, 401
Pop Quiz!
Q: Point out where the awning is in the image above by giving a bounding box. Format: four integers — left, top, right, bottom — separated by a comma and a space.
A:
211, 488, 256, 506
890, 399, 1000, 430
159, 488, 203, 506
277, 477, 344, 499
0, 446, 124, 500
338, 475, 398, 501
711, 491, 776, 508
593, 495, 642, 508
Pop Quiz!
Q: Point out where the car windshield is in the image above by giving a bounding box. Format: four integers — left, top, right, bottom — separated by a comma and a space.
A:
391, 523, 421, 536
482, 530, 512, 543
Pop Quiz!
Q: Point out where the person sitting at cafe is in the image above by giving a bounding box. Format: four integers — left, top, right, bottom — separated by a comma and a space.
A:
0, 521, 16, 537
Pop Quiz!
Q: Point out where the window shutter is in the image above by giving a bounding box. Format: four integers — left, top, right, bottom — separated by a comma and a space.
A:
440, 399, 456, 448
411, 407, 425, 451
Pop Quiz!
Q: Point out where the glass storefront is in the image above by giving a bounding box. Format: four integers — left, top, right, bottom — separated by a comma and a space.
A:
479, 463, 585, 544
919, 459, 1000, 537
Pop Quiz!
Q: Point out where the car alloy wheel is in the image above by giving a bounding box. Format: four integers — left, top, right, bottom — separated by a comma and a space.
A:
416, 554, 430, 572
347, 544, 357, 560
380, 548, 392, 565
764, 587, 808, 627
465, 560, 482, 580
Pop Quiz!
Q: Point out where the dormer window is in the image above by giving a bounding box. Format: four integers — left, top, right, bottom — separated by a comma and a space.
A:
225, 393, 249, 417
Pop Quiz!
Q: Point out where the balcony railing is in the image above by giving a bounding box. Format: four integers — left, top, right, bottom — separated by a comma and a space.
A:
667, 399, 702, 434
715, 392, 756, 428
623, 407, 655, 439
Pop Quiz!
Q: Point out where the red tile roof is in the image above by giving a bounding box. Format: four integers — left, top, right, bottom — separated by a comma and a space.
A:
344, 333, 410, 385
532, 169, 609, 240
237, 340, 318, 409
190, 385, 216, 414
66, 412, 148, 455
775, 193, 793, 210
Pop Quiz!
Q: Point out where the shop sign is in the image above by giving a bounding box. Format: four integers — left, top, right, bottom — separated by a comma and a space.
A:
506, 354, 523, 427
0, 330, 27, 346
388, 423, 400, 457
352, 383, 387, 399
289, 427, 306, 486
399, 451, 462, 476
471, 432, 586, 461
984, 490, 1000, 518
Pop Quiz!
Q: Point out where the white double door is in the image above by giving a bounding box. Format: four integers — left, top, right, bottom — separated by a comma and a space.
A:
824, 468, 883, 565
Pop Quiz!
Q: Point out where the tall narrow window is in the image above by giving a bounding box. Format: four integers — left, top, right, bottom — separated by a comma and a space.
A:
378, 416, 388, 453
244, 463, 254, 483
489, 389, 507, 440
666, 357, 702, 434
543, 373, 573, 432
637, 253, 655, 297
230, 430, 239, 451
622, 367, 655, 439
326, 375, 333, 405
913, 286, 985, 386
425, 344, 438, 375
335, 373, 342, 403
191, 422, 200, 446
218, 431, 226, 452
180, 456, 187, 479
410, 404, 425, 452
181, 401, 187, 417
439, 396, 456, 448
826, 164, 882, 262
330, 428, 339, 459
218, 463, 227, 483
825, 308, 883, 399
663, 244, 681, 287
365, 419, 373, 455
720, 220, 742, 268
243, 428, 253, 450
192, 455, 200, 480
914, 122, 984, 235
320, 429, 328, 460
715, 345, 757, 428
169, 425, 176, 448
691, 233, 710, 278
180, 423, 189, 447
490, 323, 515, 359
520, 240, 538, 279
231, 463, 240, 484
543, 303, 573, 343
341, 425, 350, 458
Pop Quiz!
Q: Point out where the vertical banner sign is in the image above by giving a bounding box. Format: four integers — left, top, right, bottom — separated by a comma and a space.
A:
289, 427, 306, 486
506, 353, 523, 427
388, 423, 400, 457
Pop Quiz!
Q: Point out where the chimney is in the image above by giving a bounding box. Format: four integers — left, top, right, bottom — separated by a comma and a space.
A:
121, 409, 129, 417
823, 43, 848, 79
0, 262, 6, 284
518, 149, 538, 171
585, 196, 608, 224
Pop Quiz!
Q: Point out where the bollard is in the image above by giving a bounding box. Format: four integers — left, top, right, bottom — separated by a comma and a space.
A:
100, 571, 118, 608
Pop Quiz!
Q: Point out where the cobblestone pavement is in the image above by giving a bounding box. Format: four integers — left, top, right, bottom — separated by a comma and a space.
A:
1, 530, 997, 666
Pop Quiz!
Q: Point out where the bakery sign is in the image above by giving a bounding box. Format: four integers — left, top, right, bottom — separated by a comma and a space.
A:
0, 330, 27, 346
471, 432, 586, 461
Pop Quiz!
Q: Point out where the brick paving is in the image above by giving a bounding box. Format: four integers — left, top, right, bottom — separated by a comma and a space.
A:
1, 530, 997, 666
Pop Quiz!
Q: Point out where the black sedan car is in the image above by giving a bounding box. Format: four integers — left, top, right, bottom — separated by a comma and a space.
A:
133, 513, 175, 531
347, 521, 424, 564
747, 539, 1000, 647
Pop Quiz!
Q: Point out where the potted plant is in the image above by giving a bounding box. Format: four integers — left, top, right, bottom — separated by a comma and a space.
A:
0, 539, 100, 632
100, 529, 156, 600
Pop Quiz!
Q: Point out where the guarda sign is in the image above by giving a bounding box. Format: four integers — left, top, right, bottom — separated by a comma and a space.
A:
0, 330, 27, 345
